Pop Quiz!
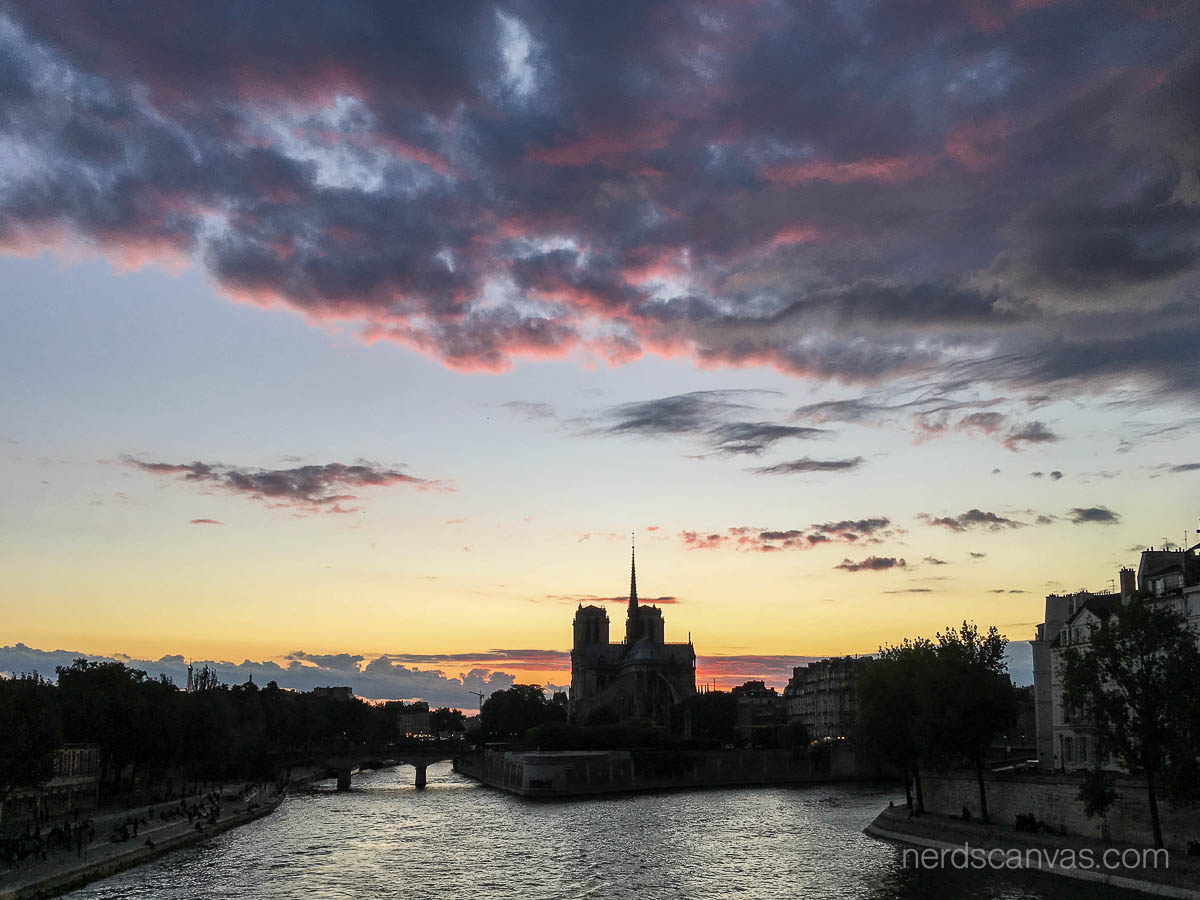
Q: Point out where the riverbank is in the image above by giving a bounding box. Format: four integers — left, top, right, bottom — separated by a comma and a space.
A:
0, 782, 288, 900
865, 805, 1200, 898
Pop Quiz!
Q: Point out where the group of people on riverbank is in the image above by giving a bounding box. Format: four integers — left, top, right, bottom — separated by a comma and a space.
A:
0, 813, 95, 867
1, 782, 273, 875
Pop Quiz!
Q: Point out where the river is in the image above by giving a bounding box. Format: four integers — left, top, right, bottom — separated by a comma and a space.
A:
66, 764, 1135, 899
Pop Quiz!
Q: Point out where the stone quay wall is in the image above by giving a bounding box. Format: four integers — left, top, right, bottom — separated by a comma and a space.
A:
921, 770, 1200, 851
457, 744, 893, 797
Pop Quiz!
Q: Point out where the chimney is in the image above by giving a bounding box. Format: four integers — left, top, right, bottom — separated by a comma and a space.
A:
1119, 567, 1136, 599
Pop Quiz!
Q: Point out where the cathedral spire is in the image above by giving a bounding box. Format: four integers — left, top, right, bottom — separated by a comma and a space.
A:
629, 533, 639, 614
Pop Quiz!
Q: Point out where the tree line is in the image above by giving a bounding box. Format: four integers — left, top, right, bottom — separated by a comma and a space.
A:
854, 621, 1017, 824
0, 659, 465, 801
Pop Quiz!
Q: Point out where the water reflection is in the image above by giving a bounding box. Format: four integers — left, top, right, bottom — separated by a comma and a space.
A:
68, 764, 1130, 900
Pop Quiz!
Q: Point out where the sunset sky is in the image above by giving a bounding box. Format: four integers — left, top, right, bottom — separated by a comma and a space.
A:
2, 1, 1198, 704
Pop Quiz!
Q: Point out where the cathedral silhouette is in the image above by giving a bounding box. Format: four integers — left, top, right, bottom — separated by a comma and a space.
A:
569, 541, 697, 728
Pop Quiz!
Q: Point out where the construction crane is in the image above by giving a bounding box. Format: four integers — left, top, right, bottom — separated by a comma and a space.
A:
468, 689, 484, 709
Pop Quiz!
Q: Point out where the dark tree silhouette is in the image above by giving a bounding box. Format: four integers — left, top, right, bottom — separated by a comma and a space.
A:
685, 691, 738, 744
431, 707, 466, 734
480, 685, 566, 740
0, 674, 62, 798
855, 638, 935, 812
925, 622, 1016, 824
1060, 595, 1200, 849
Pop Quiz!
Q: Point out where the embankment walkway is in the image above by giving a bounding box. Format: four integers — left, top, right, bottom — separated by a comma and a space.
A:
0, 782, 286, 900
865, 805, 1200, 899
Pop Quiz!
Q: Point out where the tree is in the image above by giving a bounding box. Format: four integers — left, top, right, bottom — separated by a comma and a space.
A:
192, 664, 221, 692
431, 707, 466, 735
0, 674, 62, 798
1060, 594, 1200, 849
1079, 767, 1117, 840
926, 622, 1016, 824
855, 638, 935, 812
480, 685, 565, 741
685, 691, 738, 745
56, 659, 160, 792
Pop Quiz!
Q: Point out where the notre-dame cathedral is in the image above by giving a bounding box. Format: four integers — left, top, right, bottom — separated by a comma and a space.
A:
569, 544, 696, 729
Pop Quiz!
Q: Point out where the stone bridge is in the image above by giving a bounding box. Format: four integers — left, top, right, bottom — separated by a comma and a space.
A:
301, 741, 466, 791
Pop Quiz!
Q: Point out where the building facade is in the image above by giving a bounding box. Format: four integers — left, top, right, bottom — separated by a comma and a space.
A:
570, 547, 696, 728
731, 680, 787, 742
783, 655, 868, 741
1031, 546, 1200, 771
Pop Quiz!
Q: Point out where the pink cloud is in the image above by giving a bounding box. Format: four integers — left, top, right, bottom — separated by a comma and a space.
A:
680, 530, 729, 550
547, 594, 681, 606
527, 119, 679, 167
945, 117, 1009, 172
769, 225, 820, 248
683, 519, 898, 553
765, 155, 933, 185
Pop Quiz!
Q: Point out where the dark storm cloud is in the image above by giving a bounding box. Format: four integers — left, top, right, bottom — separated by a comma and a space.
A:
2, 2, 1200, 396
835, 556, 906, 573
708, 422, 827, 455
1002, 421, 1058, 450
598, 391, 766, 438
679, 517, 897, 552
917, 509, 1025, 531
590, 390, 826, 456
1166, 462, 1200, 474
1067, 506, 1121, 525
810, 518, 896, 542
751, 456, 865, 475
126, 457, 444, 513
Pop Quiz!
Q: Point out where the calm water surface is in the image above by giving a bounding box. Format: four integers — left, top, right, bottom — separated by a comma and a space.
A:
68, 764, 1135, 899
